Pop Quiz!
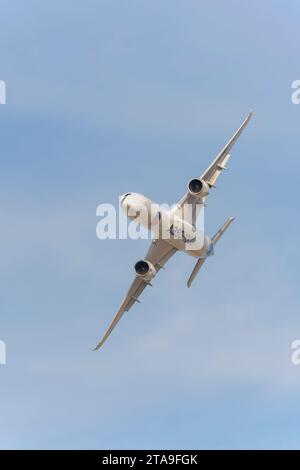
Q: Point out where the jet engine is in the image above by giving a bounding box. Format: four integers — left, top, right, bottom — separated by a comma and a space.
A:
134, 260, 156, 281
188, 178, 210, 197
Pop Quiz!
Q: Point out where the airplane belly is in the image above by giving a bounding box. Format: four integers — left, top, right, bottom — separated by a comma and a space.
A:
159, 214, 208, 257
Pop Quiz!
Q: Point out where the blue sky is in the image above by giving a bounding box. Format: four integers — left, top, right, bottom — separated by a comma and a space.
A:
0, 0, 300, 449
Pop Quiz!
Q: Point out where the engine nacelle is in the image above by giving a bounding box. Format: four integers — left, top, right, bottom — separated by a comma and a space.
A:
134, 260, 156, 281
188, 178, 210, 197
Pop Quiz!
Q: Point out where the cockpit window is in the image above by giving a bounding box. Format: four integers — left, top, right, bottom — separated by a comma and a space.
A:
120, 193, 131, 204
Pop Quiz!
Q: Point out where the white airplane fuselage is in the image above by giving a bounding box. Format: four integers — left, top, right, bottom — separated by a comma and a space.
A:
121, 192, 212, 258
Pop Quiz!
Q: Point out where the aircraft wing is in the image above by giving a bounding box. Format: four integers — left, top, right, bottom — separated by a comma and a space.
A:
93, 240, 177, 350
176, 111, 253, 213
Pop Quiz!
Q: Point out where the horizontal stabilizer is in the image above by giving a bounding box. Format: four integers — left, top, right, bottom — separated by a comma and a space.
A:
187, 217, 235, 288
187, 257, 206, 288
211, 217, 235, 246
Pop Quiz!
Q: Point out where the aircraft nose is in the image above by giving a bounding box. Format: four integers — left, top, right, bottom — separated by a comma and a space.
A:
120, 193, 132, 206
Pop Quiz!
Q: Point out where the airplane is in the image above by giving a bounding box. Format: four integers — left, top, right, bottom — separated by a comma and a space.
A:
94, 111, 253, 350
